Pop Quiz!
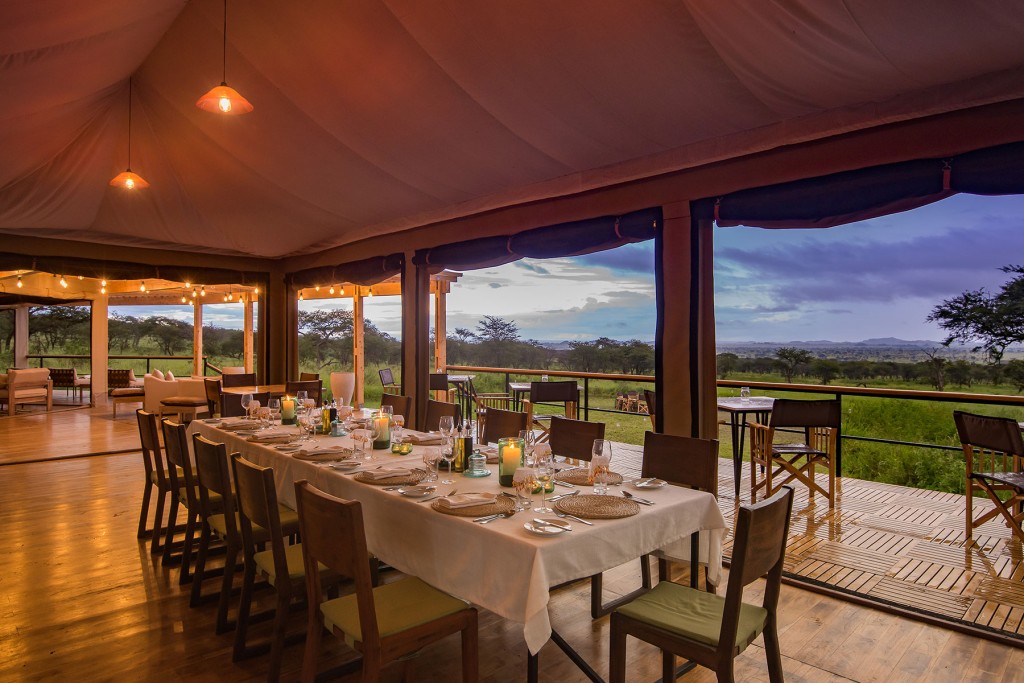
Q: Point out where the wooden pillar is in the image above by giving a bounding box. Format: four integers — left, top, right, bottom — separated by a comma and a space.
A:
90, 295, 108, 404
353, 289, 365, 407
13, 306, 29, 368
656, 203, 717, 440
193, 298, 203, 376
264, 269, 292, 384
433, 285, 447, 372
243, 294, 254, 373
400, 257, 430, 430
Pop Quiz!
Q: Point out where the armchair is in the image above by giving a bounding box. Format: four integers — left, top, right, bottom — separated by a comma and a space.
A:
0, 368, 53, 416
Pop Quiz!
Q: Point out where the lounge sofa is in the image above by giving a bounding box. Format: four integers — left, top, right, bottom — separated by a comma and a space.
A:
143, 371, 208, 416
0, 367, 53, 416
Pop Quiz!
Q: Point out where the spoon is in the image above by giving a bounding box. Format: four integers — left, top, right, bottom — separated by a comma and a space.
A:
555, 510, 593, 526
622, 490, 655, 505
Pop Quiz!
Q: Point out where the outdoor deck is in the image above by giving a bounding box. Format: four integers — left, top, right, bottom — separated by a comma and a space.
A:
2, 401, 1023, 681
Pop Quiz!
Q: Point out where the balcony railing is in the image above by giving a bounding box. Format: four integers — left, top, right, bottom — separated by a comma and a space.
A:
27, 354, 218, 376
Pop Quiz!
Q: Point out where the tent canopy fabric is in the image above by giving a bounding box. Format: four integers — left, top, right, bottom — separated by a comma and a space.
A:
1, 1, 1023, 260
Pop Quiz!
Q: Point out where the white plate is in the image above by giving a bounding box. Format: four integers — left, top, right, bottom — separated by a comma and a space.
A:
524, 520, 568, 536
274, 444, 300, 452
330, 460, 362, 470
397, 486, 435, 498
633, 479, 667, 489
202, 418, 222, 425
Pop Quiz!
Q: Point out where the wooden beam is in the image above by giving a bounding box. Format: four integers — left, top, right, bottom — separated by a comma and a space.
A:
401, 258, 430, 429
353, 290, 365, 407
13, 307, 28, 368
90, 296, 108, 401
193, 299, 203, 376
243, 295, 254, 373
433, 287, 447, 400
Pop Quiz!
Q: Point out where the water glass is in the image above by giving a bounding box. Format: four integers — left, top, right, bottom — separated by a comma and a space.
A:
269, 398, 281, 422
392, 414, 405, 443
513, 468, 537, 512
240, 392, 253, 417
421, 448, 439, 482
739, 386, 751, 403
590, 439, 613, 495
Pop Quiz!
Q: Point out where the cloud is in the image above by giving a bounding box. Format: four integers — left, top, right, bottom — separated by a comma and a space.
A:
515, 261, 550, 275
575, 241, 654, 274
488, 282, 502, 289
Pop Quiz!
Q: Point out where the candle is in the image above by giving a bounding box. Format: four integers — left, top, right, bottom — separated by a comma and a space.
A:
281, 397, 296, 424
498, 438, 523, 487
372, 414, 391, 450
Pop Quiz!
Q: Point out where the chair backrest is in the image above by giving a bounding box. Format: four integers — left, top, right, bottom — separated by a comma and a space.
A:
192, 434, 237, 535
221, 391, 270, 417
643, 389, 657, 417
232, 455, 289, 584
136, 409, 168, 485
424, 399, 461, 432
379, 367, 396, 387
299, 372, 319, 382
769, 399, 840, 429
294, 480, 380, 648
429, 373, 449, 391
161, 418, 196, 503
204, 377, 222, 413
548, 415, 605, 461
719, 486, 793, 655
380, 393, 412, 418
222, 372, 256, 388
108, 368, 137, 389
286, 379, 322, 404
954, 410, 1024, 473
528, 380, 578, 404
641, 431, 717, 493
48, 368, 77, 388
480, 406, 529, 445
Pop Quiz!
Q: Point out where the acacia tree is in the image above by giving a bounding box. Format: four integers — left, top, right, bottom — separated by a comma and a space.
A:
298, 309, 353, 369
928, 265, 1024, 371
775, 347, 813, 383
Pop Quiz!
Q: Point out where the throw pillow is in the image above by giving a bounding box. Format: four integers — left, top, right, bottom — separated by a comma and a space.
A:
151, 368, 164, 380
166, 370, 175, 381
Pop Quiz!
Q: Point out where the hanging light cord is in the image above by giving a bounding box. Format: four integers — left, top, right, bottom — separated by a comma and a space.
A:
221, 0, 228, 84
127, 77, 133, 169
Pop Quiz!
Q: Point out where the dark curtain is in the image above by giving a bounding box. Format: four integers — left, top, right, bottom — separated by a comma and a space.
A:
692, 142, 1024, 229
413, 207, 661, 271
287, 253, 404, 289
0, 253, 266, 287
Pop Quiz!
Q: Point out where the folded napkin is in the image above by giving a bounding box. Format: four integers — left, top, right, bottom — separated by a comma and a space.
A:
436, 492, 496, 509
221, 420, 261, 431
404, 431, 444, 445
292, 447, 353, 461
359, 467, 414, 480
479, 446, 499, 464
247, 432, 295, 444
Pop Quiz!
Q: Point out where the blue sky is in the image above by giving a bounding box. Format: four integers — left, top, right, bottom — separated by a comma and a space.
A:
114, 193, 1024, 343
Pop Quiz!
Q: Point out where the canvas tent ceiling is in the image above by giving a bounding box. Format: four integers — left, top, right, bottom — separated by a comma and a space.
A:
1, 1, 1023, 261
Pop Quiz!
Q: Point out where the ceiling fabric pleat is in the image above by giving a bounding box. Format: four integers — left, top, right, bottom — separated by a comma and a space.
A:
413, 207, 660, 271
288, 253, 403, 289
692, 142, 1024, 230
0, 253, 265, 287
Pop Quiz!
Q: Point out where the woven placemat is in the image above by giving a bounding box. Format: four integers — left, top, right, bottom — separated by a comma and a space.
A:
555, 468, 624, 486
354, 469, 426, 486
554, 494, 639, 519
431, 494, 515, 517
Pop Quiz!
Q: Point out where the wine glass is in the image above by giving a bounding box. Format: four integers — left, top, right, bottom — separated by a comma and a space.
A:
380, 404, 393, 417
367, 420, 382, 460
240, 392, 253, 418
590, 439, 613, 495
269, 398, 281, 422
421, 448, 438, 482
513, 468, 537, 512
440, 438, 456, 484
533, 450, 554, 513
295, 390, 308, 409
392, 414, 405, 443
519, 429, 535, 466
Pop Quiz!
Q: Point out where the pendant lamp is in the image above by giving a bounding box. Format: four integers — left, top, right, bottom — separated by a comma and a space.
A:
196, 0, 253, 115
110, 78, 150, 190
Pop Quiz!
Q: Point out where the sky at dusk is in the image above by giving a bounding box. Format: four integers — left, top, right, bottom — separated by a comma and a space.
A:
113, 193, 1024, 344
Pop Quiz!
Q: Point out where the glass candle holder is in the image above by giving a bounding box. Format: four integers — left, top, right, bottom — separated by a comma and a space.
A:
498, 437, 524, 487
280, 396, 296, 425
372, 412, 391, 450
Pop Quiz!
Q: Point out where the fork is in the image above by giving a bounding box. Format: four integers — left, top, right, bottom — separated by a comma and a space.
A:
622, 490, 655, 505
419, 488, 457, 503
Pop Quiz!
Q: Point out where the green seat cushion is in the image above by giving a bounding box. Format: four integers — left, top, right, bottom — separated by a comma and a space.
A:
321, 577, 468, 644
208, 506, 295, 544
178, 489, 222, 509
615, 581, 768, 654
253, 542, 329, 584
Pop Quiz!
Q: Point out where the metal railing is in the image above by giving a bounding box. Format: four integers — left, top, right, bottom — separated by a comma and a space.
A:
27, 354, 218, 376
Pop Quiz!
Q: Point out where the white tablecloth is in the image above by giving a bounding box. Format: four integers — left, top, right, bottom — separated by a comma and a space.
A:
189, 422, 728, 654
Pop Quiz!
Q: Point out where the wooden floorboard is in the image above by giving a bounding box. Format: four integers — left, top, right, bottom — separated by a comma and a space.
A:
2, 404, 1024, 682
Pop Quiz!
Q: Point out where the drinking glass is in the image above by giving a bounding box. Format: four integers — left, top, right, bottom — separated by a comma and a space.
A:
248, 399, 261, 421
392, 414, 405, 443
421, 448, 439, 482
519, 429, 535, 465
352, 428, 372, 460
591, 439, 613, 495
368, 420, 382, 459
513, 468, 537, 512
440, 438, 456, 484
269, 398, 281, 422
380, 404, 393, 417
438, 415, 455, 441
295, 390, 308, 407
257, 406, 271, 429
739, 386, 751, 403
533, 451, 554, 513
240, 392, 253, 418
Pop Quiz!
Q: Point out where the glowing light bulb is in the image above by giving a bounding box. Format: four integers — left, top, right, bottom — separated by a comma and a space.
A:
340, 286, 344, 295
125, 177, 135, 190
219, 95, 232, 113
140, 281, 146, 292
17, 276, 23, 288
200, 286, 206, 297
329, 286, 335, 295
299, 291, 304, 301
192, 288, 197, 298
181, 296, 187, 304
101, 286, 106, 294
223, 294, 228, 302
367, 288, 373, 297
184, 282, 191, 289
227, 292, 233, 301
101, 279, 107, 287
78, 275, 83, 280
59, 275, 68, 288
315, 285, 321, 292
253, 287, 260, 295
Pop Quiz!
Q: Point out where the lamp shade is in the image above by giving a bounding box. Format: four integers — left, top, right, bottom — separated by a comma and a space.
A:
109, 170, 150, 189
196, 83, 253, 115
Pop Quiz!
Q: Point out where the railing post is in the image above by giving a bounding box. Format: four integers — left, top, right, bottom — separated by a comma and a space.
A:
835, 392, 843, 478
583, 377, 590, 421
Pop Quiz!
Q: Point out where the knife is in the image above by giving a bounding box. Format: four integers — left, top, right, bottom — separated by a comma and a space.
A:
558, 512, 593, 526
533, 518, 572, 531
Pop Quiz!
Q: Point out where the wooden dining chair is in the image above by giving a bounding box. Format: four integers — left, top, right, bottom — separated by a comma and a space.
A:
643, 389, 657, 429
136, 409, 178, 554
609, 486, 794, 683
232, 456, 342, 683
423, 399, 462, 432
222, 372, 257, 388
160, 418, 208, 583
548, 415, 605, 463
380, 393, 412, 419
478, 405, 528, 445
221, 391, 270, 418
299, 372, 319, 382
286, 379, 322, 404
954, 410, 1024, 545
204, 377, 222, 417
750, 398, 840, 508
293, 480, 479, 683
523, 381, 578, 443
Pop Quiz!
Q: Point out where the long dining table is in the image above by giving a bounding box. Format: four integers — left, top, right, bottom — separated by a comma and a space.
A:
189, 420, 727, 681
